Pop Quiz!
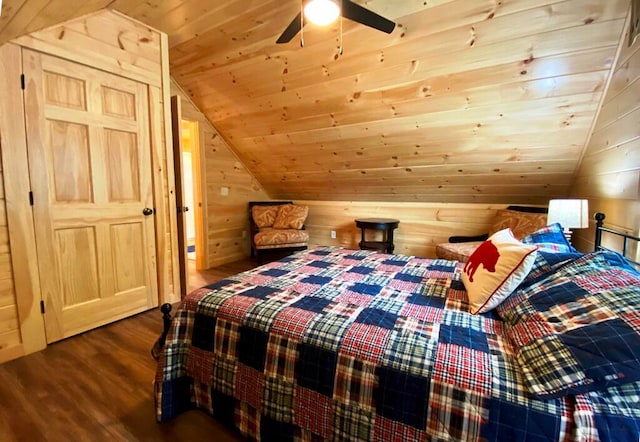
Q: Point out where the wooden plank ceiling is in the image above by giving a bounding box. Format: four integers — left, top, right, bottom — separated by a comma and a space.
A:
0, 0, 630, 204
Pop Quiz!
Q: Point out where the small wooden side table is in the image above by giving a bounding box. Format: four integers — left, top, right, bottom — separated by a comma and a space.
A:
355, 218, 400, 254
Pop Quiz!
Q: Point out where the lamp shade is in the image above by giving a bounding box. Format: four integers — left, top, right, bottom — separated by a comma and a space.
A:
304, 0, 341, 26
547, 199, 589, 229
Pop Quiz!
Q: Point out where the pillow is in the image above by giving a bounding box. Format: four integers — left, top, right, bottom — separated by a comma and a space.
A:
521, 223, 577, 253
509, 223, 582, 291
252, 205, 281, 228
462, 228, 538, 314
512, 250, 581, 293
489, 209, 548, 239
501, 249, 639, 325
272, 204, 308, 230
505, 252, 640, 399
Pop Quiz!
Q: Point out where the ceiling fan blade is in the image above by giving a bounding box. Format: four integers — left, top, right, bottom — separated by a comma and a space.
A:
342, 0, 396, 34
276, 12, 304, 43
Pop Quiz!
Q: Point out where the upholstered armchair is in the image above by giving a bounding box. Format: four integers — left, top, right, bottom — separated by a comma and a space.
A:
249, 201, 309, 264
435, 206, 548, 262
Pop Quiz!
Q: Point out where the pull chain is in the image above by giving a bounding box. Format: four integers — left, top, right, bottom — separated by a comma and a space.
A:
300, 0, 305, 47
338, 13, 343, 55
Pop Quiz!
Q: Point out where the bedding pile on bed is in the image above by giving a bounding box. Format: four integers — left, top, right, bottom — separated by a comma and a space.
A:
155, 241, 640, 441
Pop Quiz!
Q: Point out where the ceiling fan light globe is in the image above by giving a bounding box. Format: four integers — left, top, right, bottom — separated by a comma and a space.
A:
304, 0, 341, 26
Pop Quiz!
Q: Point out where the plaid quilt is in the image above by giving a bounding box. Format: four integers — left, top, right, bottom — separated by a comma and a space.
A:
155, 247, 640, 441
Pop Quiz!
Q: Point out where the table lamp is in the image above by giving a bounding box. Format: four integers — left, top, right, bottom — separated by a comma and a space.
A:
547, 199, 589, 243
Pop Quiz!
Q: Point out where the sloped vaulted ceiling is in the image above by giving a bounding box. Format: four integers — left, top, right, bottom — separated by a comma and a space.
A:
0, 0, 630, 204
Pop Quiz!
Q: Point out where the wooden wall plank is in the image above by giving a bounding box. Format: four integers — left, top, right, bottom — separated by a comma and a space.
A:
297, 200, 547, 258
577, 138, 640, 175
197, 47, 616, 121
13, 10, 162, 87
0, 329, 22, 352
0, 305, 19, 333
597, 75, 640, 128
606, 42, 640, 100
572, 9, 640, 253
588, 105, 640, 151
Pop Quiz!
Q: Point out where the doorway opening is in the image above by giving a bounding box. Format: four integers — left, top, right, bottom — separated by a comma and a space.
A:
180, 119, 206, 272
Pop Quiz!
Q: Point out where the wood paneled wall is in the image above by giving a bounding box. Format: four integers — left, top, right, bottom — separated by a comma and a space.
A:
0, 183, 18, 357
170, 79, 269, 268
571, 8, 640, 255
0, 116, 23, 362
298, 200, 517, 258
0, 10, 178, 363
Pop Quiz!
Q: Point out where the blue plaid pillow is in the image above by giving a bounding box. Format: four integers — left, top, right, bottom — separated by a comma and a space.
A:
504, 223, 583, 293
511, 250, 581, 293
505, 252, 640, 399
521, 223, 577, 253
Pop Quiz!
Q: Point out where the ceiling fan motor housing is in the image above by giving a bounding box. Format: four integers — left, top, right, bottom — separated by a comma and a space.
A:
276, 0, 395, 44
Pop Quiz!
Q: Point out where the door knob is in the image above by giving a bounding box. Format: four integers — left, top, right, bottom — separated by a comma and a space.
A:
142, 208, 154, 216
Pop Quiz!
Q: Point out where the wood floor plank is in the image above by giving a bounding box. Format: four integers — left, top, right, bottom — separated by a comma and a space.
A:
0, 258, 258, 442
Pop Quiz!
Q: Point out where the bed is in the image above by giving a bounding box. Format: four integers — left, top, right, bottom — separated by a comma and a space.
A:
154, 213, 640, 441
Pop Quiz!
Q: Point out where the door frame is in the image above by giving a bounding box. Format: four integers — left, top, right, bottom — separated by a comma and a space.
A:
22, 49, 160, 342
0, 30, 180, 360
171, 96, 188, 298
171, 95, 207, 297
0, 43, 47, 360
180, 117, 207, 272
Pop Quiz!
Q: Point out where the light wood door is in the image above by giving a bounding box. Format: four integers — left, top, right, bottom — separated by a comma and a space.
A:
23, 49, 158, 343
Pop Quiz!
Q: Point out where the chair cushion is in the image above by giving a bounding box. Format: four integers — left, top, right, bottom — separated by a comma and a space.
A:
254, 228, 309, 249
252, 205, 281, 228
435, 241, 483, 262
273, 204, 309, 229
489, 209, 548, 239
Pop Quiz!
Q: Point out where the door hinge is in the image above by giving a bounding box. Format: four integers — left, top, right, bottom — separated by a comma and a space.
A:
20, 74, 25, 90
29, 191, 34, 206
40, 300, 45, 314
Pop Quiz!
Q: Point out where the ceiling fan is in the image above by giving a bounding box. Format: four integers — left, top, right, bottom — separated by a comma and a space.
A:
276, 0, 396, 45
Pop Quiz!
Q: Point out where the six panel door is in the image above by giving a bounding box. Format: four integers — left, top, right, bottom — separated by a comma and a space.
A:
23, 49, 158, 343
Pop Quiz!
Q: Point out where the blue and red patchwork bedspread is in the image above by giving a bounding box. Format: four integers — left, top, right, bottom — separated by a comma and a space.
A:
155, 247, 640, 441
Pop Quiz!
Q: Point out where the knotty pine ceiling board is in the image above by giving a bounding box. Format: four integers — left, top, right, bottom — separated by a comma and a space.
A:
0, 0, 630, 203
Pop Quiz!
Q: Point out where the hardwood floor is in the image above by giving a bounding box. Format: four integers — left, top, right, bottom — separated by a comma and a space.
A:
0, 258, 258, 442
186, 258, 257, 293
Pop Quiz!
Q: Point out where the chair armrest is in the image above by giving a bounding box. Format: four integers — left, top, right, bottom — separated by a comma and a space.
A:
448, 234, 488, 243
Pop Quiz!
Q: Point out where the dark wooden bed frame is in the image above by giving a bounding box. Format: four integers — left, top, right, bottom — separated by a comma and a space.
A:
151, 211, 638, 359
594, 212, 640, 267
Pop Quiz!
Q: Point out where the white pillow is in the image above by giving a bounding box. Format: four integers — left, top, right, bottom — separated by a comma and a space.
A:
462, 228, 538, 314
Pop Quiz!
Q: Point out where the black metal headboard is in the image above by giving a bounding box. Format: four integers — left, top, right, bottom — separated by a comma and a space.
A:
594, 212, 640, 267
